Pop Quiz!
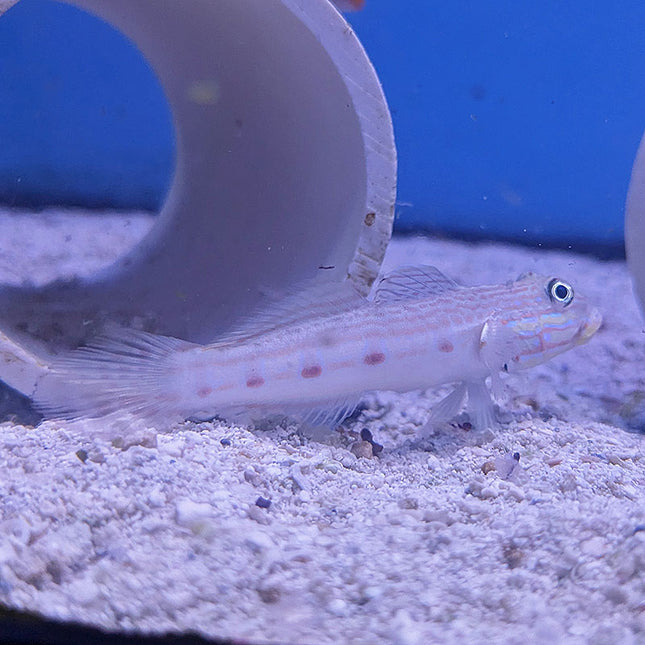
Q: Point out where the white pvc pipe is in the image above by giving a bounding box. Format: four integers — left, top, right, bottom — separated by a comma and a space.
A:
625, 136, 645, 314
0, 0, 396, 397
0, 1, 17, 16
626, 131, 645, 318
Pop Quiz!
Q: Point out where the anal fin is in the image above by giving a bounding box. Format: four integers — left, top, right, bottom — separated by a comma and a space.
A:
428, 382, 468, 423
426, 379, 496, 430
466, 380, 496, 429
218, 396, 361, 433
299, 397, 360, 429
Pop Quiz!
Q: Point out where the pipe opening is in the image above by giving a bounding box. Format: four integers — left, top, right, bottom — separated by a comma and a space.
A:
0, 0, 173, 286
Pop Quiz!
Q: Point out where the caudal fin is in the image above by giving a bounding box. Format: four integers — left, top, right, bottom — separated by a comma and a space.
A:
33, 327, 196, 424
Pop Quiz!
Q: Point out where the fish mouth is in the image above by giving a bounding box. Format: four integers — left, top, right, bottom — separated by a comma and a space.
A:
577, 307, 602, 344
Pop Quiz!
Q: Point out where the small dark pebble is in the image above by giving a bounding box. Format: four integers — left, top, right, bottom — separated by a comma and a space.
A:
460, 422, 473, 431
513, 452, 520, 461
257, 585, 281, 604
75, 449, 88, 463
255, 496, 272, 509
220, 438, 231, 446
351, 440, 373, 459
46, 561, 63, 585
359, 427, 383, 456
481, 460, 496, 475
502, 544, 524, 569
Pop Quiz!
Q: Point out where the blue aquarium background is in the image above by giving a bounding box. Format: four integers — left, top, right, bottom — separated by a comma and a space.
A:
1, 0, 645, 250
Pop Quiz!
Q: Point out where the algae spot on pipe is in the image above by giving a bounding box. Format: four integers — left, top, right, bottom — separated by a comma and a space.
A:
331, 0, 365, 12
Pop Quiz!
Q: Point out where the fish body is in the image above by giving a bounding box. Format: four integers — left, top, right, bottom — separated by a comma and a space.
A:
34, 266, 601, 429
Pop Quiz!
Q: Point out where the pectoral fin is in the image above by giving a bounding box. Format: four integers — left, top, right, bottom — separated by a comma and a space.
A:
479, 318, 519, 374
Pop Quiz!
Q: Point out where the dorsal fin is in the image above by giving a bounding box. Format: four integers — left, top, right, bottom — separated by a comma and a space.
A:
374, 265, 460, 303
216, 279, 365, 345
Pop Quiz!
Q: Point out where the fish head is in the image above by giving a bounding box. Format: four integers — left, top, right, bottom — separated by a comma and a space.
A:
480, 273, 602, 373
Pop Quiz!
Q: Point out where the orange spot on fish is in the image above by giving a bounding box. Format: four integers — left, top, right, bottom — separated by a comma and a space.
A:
364, 352, 385, 366
197, 386, 212, 398
438, 340, 454, 353
301, 365, 322, 378
246, 375, 265, 388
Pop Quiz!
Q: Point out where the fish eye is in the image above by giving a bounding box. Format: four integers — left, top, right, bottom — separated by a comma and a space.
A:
547, 278, 574, 306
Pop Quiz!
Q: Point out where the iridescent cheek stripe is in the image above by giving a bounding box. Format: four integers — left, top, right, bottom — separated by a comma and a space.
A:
511, 313, 581, 367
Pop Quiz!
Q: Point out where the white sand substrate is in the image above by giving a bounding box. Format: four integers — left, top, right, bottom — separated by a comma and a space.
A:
0, 210, 643, 644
